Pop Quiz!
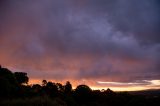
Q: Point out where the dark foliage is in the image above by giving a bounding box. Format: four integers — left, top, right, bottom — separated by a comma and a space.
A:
0, 66, 160, 106
14, 72, 29, 85
64, 81, 72, 94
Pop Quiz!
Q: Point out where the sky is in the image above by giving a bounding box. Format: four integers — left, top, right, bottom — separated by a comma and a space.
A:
0, 0, 160, 91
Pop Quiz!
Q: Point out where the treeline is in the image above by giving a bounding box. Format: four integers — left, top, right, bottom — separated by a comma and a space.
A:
0, 66, 160, 106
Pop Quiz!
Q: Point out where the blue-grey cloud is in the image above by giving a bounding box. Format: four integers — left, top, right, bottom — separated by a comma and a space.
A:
0, 0, 159, 86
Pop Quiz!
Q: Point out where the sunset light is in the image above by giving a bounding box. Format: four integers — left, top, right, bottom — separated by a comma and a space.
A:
0, 0, 160, 105
0, 0, 160, 92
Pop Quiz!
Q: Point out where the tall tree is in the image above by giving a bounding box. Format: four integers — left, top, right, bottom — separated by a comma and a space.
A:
42, 80, 47, 86
64, 81, 72, 94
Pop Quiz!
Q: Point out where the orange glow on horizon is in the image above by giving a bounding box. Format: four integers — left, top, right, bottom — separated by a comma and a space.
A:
29, 79, 160, 91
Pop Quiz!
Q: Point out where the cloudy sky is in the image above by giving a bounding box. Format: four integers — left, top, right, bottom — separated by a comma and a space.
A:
0, 0, 160, 91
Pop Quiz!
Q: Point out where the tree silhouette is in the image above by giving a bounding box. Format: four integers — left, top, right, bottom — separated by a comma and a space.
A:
56, 83, 64, 92
75, 84, 92, 94
14, 72, 29, 85
42, 80, 47, 86
32, 84, 42, 96
64, 81, 72, 94
104, 88, 116, 96
0, 66, 17, 85
0, 77, 11, 98
74, 84, 92, 103
0, 66, 17, 98
45, 81, 58, 97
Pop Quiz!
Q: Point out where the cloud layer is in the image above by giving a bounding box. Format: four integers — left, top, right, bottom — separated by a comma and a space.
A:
0, 0, 160, 89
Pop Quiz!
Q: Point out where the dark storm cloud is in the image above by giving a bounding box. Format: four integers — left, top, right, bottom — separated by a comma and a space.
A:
0, 0, 160, 85
88, 0, 160, 44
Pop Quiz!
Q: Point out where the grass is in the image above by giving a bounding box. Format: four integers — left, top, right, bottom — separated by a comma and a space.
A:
0, 96, 67, 106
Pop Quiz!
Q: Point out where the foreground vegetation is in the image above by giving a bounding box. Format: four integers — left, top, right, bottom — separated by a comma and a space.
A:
0, 66, 160, 106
